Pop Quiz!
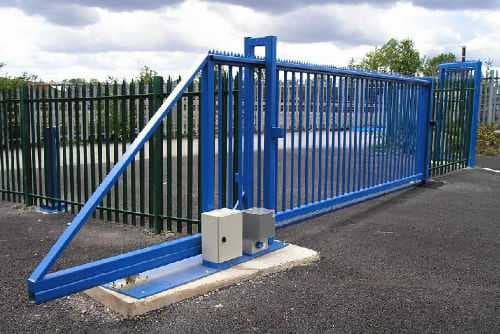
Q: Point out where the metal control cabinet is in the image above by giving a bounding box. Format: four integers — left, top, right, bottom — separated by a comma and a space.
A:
201, 208, 243, 264
242, 208, 276, 255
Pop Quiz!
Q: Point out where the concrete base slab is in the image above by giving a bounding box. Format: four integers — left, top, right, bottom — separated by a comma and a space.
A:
85, 244, 319, 318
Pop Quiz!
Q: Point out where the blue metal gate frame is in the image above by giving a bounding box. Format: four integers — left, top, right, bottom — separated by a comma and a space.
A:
27, 36, 482, 304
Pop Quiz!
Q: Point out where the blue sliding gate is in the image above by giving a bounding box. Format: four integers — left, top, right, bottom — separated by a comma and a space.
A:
27, 36, 482, 303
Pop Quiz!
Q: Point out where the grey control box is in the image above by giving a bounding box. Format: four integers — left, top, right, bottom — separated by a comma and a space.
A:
201, 208, 243, 264
242, 207, 276, 255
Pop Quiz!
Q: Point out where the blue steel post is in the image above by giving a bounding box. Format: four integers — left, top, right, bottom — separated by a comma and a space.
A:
200, 60, 215, 212
467, 61, 482, 167
245, 36, 278, 210
243, 38, 255, 208
416, 79, 432, 181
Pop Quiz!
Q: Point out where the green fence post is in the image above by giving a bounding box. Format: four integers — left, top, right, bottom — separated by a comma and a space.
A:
20, 84, 33, 206
152, 76, 164, 234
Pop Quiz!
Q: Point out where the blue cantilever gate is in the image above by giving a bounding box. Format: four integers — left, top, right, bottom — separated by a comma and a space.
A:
27, 36, 482, 303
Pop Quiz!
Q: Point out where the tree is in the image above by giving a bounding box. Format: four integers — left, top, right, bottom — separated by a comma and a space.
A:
360, 38, 421, 75
137, 65, 158, 84
421, 53, 456, 77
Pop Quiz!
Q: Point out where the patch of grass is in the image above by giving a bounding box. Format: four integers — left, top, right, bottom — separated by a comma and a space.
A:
477, 124, 500, 156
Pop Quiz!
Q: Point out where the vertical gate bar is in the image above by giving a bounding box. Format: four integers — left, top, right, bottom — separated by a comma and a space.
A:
297, 72, 303, 206
138, 80, 146, 226
96, 83, 103, 218
375, 81, 382, 185
408, 84, 416, 176
324, 75, 330, 199
104, 83, 111, 220
318, 74, 324, 200
82, 84, 89, 204
342, 77, 348, 194
153, 76, 165, 233
330, 76, 337, 198
395, 82, 403, 180
112, 82, 119, 221
0, 91, 6, 200
15, 89, 22, 201
28, 87, 36, 204
6, 89, 13, 201
221, 72, 228, 208
460, 70, 471, 167
406, 84, 414, 176
9, 89, 14, 200
20, 84, 33, 205
352, 78, 359, 191
41, 87, 48, 206
386, 81, 393, 181
243, 57, 255, 210
447, 74, 456, 173
311, 73, 317, 202
46, 86, 53, 204
255, 69, 261, 207
304, 73, 310, 204
365, 79, 372, 186
233, 72, 239, 207
67, 86, 74, 212
74, 85, 82, 209
357, 78, 364, 189
346, 76, 353, 193
200, 60, 215, 212
398, 83, 406, 179
129, 81, 137, 225
236, 68, 243, 208
55, 87, 61, 205
390, 81, 397, 180
281, 71, 288, 210
262, 36, 278, 211
0, 91, 5, 199
226, 66, 234, 208
369, 81, 377, 186
121, 81, 128, 224
166, 78, 173, 230
176, 78, 183, 232
0, 91, 7, 199
187, 81, 194, 233
89, 83, 96, 209
217, 67, 223, 208
442, 72, 452, 174
336, 76, 342, 197
290, 71, 296, 208
4, 89, 9, 201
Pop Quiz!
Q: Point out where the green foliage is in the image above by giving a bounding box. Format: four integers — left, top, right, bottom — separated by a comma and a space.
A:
359, 38, 421, 75
137, 65, 158, 84
0, 72, 40, 90
421, 53, 456, 77
477, 124, 500, 156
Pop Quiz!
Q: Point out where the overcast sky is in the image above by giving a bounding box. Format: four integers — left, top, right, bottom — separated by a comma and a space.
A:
1, 0, 499, 81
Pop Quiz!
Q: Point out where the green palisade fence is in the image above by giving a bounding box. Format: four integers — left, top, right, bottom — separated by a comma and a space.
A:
0, 76, 211, 234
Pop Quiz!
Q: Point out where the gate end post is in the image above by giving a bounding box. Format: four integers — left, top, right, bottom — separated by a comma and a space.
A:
244, 36, 278, 211
467, 61, 482, 168
416, 78, 433, 182
200, 60, 215, 213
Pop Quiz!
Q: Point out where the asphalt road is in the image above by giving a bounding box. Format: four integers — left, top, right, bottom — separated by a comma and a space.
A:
0, 164, 499, 333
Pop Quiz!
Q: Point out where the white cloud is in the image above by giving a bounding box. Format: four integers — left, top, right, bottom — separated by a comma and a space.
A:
0, 0, 499, 81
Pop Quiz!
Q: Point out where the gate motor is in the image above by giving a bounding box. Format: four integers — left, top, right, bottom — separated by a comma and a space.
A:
201, 208, 276, 266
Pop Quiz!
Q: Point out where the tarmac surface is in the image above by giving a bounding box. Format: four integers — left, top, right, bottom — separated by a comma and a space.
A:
0, 158, 499, 333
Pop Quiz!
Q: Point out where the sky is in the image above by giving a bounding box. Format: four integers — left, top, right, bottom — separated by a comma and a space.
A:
0, 0, 499, 81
